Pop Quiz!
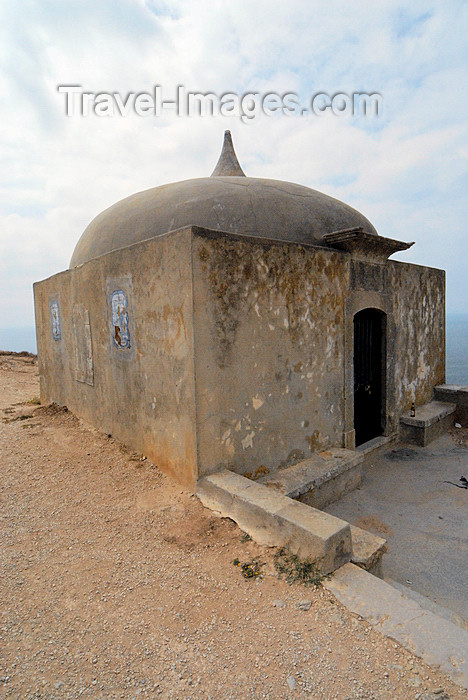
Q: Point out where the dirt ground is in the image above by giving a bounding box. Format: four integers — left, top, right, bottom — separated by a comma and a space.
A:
0, 354, 466, 699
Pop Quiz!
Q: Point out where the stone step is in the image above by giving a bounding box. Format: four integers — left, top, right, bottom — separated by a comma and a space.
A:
400, 400, 456, 446
356, 433, 397, 457
197, 469, 352, 575
434, 384, 468, 404
385, 578, 467, 631
350, 524, 387, 578
325, 563, 468, 690
258, 448, 363, 509
434, 384, 468, 427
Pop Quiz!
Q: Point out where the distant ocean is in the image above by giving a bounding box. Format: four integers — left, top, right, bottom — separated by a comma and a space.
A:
446, 314, 468, 385
1, 314, 467, 385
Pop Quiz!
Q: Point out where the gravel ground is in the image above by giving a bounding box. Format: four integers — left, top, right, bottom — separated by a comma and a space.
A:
1, 353, 466, 699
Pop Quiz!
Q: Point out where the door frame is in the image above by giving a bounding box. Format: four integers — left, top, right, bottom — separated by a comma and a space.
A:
353, 307, 387, 446
343, 289, 397, 450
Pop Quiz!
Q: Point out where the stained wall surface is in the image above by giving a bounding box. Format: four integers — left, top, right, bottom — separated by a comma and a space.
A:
191, 230, 446, 477
34, 228, 198, 486
34, 226, 446, 487
191, 231, 349, 477
388, 261, 445, 411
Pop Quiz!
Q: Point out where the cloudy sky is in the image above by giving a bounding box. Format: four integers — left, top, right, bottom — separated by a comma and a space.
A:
0, 0, 467, 331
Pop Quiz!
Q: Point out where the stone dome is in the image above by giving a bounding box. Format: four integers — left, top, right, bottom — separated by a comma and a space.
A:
70, 132, 378, 268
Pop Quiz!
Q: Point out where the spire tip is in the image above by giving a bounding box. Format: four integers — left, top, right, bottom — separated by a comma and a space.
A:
211, 131, 246, 177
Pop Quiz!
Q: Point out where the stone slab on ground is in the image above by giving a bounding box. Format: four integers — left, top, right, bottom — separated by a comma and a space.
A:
259, 448, 363, 509
400, 401, 456, 428
400, 401, 456, 446
325, 563, 468, 690
386, 578, 466, 631
434, 384, 468, 406
350, 524, 387, 577
197, 469, 352, 574
356, 434, 397, 456
434, 385, 468, 427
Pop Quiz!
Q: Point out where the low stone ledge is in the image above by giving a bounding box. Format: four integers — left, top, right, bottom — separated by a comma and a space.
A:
350, 525, 387, 578
400, 401, 456, 446
258, 448, 363, 509
325, 563, 468, 689
197, 469, 352, 575
356, 434, 396, 456
400, 400, 455, 428
434, 384, 468, 407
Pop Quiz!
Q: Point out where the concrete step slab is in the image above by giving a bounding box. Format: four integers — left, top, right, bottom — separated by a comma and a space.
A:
356, 433, 397, 457
434, 384, 468, 405
325, 563, 468, 690
385, 578, 467, 631
434, 385, 468, 427
350, 524, 387, 578
400, 400, 456, 446
259, 448, 363, 509
197, 469, 352, 574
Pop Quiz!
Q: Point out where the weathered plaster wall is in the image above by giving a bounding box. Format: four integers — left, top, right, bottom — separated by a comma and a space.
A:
34, 224, 446, 487
34, 228, 198, 486
191, 230, 349, 478
387, 261, 445, 411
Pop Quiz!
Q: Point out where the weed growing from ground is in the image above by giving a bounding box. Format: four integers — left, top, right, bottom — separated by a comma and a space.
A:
274, 548, 327, 587
233, 558, 264, 580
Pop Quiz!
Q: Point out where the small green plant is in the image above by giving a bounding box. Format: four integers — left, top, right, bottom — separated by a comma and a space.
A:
274, 547, 326, 587
26, 396, 41, 405
240, 532, 252, 543
233, 558, 264, 580
2, 414, 30, 423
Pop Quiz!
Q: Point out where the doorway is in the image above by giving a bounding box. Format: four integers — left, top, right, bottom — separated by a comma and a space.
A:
353, 308, 386, 446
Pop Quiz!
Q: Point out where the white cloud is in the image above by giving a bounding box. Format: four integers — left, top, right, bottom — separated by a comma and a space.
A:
0, 0, 467, 330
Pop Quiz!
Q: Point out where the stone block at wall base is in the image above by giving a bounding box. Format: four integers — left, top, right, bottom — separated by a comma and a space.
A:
400, 401, 456, 447
197, 469, 352, 575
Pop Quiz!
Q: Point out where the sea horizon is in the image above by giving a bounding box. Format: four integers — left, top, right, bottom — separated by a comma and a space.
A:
1, 313, 467, 385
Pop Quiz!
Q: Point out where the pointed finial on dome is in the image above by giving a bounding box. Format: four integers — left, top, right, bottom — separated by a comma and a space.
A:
211, 130, 246, 177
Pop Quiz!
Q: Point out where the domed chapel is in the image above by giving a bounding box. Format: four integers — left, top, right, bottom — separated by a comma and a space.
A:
34, 132, 445, 487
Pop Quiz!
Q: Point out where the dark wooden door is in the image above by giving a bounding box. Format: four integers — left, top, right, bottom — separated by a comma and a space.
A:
353, 309, 385, 446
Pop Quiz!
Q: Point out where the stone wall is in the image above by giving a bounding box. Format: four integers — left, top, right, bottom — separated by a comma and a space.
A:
34, 226, 446, 487
191, 230, 349, 477
34, 228, 198, 486
388, 261, 445, 412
